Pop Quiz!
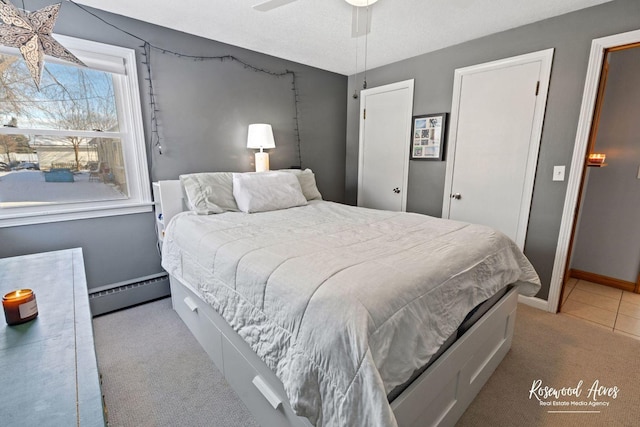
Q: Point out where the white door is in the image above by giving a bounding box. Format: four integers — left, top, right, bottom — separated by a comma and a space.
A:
358, 80, 414, 211
443, 49, 554, 249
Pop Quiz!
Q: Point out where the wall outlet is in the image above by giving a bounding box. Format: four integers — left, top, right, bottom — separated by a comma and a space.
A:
553, 165, 565, 182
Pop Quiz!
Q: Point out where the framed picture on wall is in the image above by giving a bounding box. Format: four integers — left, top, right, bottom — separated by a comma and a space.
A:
410, 113, 448, 160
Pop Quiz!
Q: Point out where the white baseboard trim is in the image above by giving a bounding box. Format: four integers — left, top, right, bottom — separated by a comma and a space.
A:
518, 294, 549, 311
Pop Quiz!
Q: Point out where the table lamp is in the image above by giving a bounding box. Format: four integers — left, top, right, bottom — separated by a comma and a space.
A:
247, 124, 276, 172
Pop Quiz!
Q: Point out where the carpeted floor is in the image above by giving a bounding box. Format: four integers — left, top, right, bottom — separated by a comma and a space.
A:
93, 298, 640, 427
457, 304, 640, 427
92, 297, 259, 427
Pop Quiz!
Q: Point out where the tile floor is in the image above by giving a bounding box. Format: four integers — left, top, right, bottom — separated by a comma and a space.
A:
561, 278, 640, 340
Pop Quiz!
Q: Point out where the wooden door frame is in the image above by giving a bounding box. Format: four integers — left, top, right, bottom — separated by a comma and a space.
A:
548, 29, 640, 312
557, 52, 610, 307
357, 79, 414, 211
442, 49, 554, 250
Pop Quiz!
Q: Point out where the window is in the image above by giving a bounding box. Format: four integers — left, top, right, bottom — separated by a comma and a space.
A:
0, 35, 150, 227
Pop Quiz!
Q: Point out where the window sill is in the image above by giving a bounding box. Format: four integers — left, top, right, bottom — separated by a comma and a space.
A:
0, 202, 153, 228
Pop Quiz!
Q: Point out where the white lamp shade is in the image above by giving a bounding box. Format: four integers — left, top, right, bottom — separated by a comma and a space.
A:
247, 124, 276, 150
345, 0, 379, 6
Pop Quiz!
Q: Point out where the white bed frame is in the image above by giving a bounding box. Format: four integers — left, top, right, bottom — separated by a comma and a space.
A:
155, 180, 519, 427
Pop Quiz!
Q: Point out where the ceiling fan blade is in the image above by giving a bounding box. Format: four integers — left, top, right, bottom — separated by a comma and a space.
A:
253, 0, 298, 12
351, 5, 373, 37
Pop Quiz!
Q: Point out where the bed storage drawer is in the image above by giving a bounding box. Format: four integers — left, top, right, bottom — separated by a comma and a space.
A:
170, 276, 311, 427
222, 339, 304, 427
170, 279, 224, 371
391, 286, 518, 427
219, 322, 311, 427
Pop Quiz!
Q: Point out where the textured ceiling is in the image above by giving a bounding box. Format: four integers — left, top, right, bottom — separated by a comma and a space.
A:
73, 0, 613, 75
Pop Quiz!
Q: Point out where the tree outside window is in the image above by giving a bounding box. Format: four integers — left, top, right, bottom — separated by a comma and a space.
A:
0, 35, 150, 226
0, 51, 128, 206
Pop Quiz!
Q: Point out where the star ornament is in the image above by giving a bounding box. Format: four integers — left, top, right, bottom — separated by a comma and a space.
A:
0, 1, 85, 89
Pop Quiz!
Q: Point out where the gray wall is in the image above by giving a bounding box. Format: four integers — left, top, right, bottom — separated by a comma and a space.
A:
0, 1, 347, 294
570, 48, 640, 283
346, 0, 640, 300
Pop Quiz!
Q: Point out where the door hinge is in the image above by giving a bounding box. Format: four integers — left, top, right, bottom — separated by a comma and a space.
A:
535, 81, 540, 96
363, 108, 366, 120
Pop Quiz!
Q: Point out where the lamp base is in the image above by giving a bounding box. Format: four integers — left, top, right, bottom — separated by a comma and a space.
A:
255, 152, 270, 172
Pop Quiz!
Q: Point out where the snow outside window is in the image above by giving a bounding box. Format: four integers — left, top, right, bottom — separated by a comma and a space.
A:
0, 35, 150, 227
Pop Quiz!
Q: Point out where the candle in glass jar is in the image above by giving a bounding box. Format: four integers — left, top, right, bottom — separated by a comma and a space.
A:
2, 289, 38, 325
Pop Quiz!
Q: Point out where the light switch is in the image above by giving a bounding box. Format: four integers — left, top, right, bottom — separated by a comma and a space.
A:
637, 165, 640, 179
553, 166, 565, 182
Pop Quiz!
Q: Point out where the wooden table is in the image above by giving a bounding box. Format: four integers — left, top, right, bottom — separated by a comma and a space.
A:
0, 248, 105, 427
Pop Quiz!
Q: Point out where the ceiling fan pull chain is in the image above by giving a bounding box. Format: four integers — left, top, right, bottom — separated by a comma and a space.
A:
363, 5, 369, 89
353, 5, 360, 98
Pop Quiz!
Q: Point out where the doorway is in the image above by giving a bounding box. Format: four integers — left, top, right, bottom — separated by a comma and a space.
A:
548, 31, 640, 316
558, 44, 640, 336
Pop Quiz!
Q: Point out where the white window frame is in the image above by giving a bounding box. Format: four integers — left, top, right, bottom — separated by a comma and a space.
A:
0, 35, 151, 228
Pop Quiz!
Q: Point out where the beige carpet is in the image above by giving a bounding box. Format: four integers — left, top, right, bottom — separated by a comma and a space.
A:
93, 297, 259, 427
94, 298, 640, 427
457, 304, 640, 427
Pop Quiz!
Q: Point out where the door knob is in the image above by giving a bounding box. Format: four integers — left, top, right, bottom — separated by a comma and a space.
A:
393, 187, 401, 194
450, 193, 461, 200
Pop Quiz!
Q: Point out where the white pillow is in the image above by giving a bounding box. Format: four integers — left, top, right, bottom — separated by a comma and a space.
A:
279, 169, 322, 201
179, 172, 239, 214
232, 172, 308, 213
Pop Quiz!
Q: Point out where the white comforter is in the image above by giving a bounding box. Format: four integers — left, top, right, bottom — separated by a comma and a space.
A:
162, 201, 540, 427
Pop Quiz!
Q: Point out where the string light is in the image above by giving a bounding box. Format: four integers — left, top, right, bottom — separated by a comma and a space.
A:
140, 42, 161, 155
66, 1, 303, 167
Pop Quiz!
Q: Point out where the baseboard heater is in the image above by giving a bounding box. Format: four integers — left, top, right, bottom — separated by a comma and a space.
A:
89, 272, 170, 316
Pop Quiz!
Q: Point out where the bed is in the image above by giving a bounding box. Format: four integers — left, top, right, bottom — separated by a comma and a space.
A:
157, 170, 541, 427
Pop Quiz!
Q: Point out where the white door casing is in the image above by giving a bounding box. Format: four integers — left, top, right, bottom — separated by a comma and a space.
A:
443, 49, 554, 250
358, 79, 414, 211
